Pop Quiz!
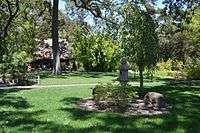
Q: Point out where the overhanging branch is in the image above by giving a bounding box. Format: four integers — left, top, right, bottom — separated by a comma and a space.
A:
71, 0, 117, 25
1, 0, 19, 39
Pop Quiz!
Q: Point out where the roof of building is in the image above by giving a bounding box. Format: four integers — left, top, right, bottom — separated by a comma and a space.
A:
34, 38, 73, 60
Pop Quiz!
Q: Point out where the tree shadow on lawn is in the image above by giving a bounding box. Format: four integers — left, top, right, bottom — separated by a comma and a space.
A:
0, 89, 78, 132
0, 89, 33, 109
0, 81, 199, 132
59, 82, 200, 133
0, 109, 77, 132
37, 71, 118, 79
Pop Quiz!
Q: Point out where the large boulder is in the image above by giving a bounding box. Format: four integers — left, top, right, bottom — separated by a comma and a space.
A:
144, 92, 166, 109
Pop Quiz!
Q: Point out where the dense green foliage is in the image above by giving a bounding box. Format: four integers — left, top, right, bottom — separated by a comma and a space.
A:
1, 0, 199, 80
184, 59, 200, 80
73, 32, 121, 72
0, 0, 50, 82
0, 21, 36, 82
121, 8, 158, 70
0, 0, 76, 80
157, 7, 200, 79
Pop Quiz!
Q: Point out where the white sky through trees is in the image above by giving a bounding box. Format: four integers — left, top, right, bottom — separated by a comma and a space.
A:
55, 0, 165, 26
58, 0, 165, 10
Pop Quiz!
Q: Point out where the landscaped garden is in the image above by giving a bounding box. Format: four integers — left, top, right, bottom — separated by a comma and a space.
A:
0, 72, 199, 132
1, 0, 200, 132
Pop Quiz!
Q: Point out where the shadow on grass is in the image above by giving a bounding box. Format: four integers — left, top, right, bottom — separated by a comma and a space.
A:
0, 109, 76, 132
0, 79, 199, 132
0, 89, 76, 132
59, 82, 200, 133
60, 97, 81, 105
34, 71, 118, 79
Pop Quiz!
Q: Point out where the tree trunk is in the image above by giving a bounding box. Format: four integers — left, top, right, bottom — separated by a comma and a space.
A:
52, 0, 61, 75
139, 68, 144, 96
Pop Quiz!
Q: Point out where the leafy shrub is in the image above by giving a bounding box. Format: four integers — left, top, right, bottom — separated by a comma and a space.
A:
0, 21, 35, 84
156, 59, 183, 77
0, 51, 32, 84
155, 60, 172, 76
92, 83, 138, 107
73, 32, 122, 72
184, 59, 200, 80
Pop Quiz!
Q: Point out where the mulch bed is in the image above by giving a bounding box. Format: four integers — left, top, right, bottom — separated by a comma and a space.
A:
77, 98, 171, 116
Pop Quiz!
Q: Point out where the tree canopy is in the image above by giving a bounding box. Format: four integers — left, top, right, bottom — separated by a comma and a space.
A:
0, 0, 199, 83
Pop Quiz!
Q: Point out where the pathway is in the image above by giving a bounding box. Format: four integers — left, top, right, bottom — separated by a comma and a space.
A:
0, 81, 174, 90
0, 83, 98, 90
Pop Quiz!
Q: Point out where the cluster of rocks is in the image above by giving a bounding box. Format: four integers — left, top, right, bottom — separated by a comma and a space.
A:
77, 92, 171, 116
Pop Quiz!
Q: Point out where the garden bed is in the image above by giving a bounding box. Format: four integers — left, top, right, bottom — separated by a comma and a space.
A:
77, 97, 171, 116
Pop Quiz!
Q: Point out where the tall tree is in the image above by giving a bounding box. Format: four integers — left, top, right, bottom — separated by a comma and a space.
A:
52, 0, 61, 75
121, 4, 158, 95
0, 0, 20, 62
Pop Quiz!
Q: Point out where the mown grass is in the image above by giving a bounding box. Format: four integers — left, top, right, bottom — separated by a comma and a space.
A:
31, 71, 171, 86
38, 72, 118, 85
0, 73, 199, 132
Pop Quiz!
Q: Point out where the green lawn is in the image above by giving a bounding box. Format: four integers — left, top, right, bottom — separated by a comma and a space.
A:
38, 72, 118, 85
36, 71, 168, 86
0, 73, 200, 132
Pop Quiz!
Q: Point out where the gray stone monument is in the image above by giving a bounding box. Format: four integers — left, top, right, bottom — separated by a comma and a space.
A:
119, 57, 128, 83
